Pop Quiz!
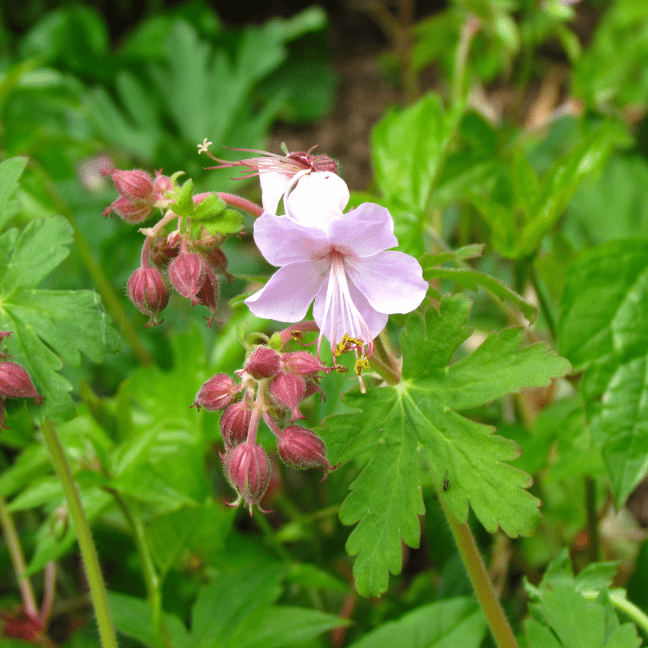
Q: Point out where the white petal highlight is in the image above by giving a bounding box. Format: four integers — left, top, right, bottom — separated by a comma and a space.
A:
286, 172, 349, 228
259, 171, 291, 214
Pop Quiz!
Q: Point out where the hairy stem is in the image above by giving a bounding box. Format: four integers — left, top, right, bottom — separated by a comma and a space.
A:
41, 420, 119, 648
583, 590, 648, 636
110, 491, 173, 648
451, 15, 481, 108
441, 498, 520, 648
0, 497, 39, 618
528, 262, 557, 341
217, 193, 264, 218
370, 330, 401, 385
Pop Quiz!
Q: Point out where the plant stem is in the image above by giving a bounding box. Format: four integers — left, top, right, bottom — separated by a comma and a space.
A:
585, 477, 600, 563
217, 193, 264, 218
441, 498, 520, 648
253, 512, 292, 562
583, 590, 648, 636
528, 263, 557, 341
41, 419, 119, 648
451, 15, 481, 108
110, 491, 174, 648
370, 331, 401, 385
0, 497, 39, 618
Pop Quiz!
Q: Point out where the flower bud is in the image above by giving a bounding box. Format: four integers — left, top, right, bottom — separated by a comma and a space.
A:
102, 197, 154, 223
245, 346, 281, 379
304, 378, 326, 401
281, 351, 326, 376
194, 269, 220, 327
269, 372, 305, 422
127, 266, 169, 326
193, 374, 238, 411
276, 426, 333, 472
102, 168, 155, 202
153, 172, 173, 202
150, 236, 180, 268
168, 252, 208, 304
223, 442, 272, 513
220, 401, 252, 447
0, 362, 43, 405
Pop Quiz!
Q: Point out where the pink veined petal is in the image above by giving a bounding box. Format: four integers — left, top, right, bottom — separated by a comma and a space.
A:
312, 259, 388, 347
345, 251, 428, 314
327, 203, 397, 258
285, 172, 349, 228
244, 260, 328, 322
253, 213, 331, 267
259, 171, 291, 214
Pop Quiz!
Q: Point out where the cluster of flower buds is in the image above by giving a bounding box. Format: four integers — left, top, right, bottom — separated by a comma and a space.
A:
103, 168, 234, 328
0, 332, 43, 430
101, 168, 172, 223
193, 345, 334, 513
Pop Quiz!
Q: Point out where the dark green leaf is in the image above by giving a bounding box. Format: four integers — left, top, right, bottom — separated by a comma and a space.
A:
320, 294, 570, 595
559, 239, 648, 505
347, 597, 486, 648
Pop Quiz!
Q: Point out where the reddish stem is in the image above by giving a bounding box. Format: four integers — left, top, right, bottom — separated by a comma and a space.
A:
278, 322, 320, 347
217, 193, 263, 218
332, 592, 357, 647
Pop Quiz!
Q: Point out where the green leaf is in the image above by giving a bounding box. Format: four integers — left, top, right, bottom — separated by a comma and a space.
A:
191, 194, 226, 221
0, 216, 120, 423
372, 93, 462, 215
559, 239, 648, 505
189, 209, 245, 238
184, 565, 343, 648
107, 591, 189, 648
526, 584, 641, 648
171, 179, 195, 217
320, 294, 570, 596
0, 157, 27, 231
347, 597, 486, 648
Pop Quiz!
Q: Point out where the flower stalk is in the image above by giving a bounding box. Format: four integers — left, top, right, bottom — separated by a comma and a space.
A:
41, 419, 119, 648
441, 496, 520, 648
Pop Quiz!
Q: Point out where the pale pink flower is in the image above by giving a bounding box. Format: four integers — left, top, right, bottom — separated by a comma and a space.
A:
244, 199, 428, 358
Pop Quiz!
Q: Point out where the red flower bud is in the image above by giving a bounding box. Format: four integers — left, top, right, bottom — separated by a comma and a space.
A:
304, 378, 326, 401
269, 372, 305, 422
128, 266, 169, 326
0, 362, 43, 405
245, 346, 281, 379
193, 373, 238, 411
153, 172, 172, 202
194, 269, 220, 327
168, 252, 208, 304
223, 442, 272, 513
103, 168, 155, 202
281, 351, 326, 376
276, 426, 333, 472
150, 236, 180, 268
102, 197, 154, 223
220, 401, 252, 447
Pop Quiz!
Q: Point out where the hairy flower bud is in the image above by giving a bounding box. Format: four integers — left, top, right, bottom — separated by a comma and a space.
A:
127, 266, 169, 326
153, 172, 172, 202
281, 351, 326, 376
223, 442, 271, 513
194, 269, 220, 327
102, 197, 154, 223
276, 426, 333, 472
245, 346, 281, 379
269, 372, 305, 422
194, 374, 238, 411
220, 401, 252, 447
0, 362, 43, 405
168, 252, 208, 304
150, 236, 180, 268
103, 168, 155, 202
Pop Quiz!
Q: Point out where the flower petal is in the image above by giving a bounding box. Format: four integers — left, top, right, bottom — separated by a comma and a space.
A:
245, 260, 328, 322
327, 203, 397, 258
259, 171, 291, 214
345, 251, 428, 314
313, 273, 388, 346
285, 172, 349, 228
253, 213, 331, 267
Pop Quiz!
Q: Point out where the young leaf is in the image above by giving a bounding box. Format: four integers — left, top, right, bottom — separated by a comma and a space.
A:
0, 216, 120, 423
0, 157, 27, 231
559, 239, 648, 506
347, 597, 486, 648
320, 294, 570, 596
